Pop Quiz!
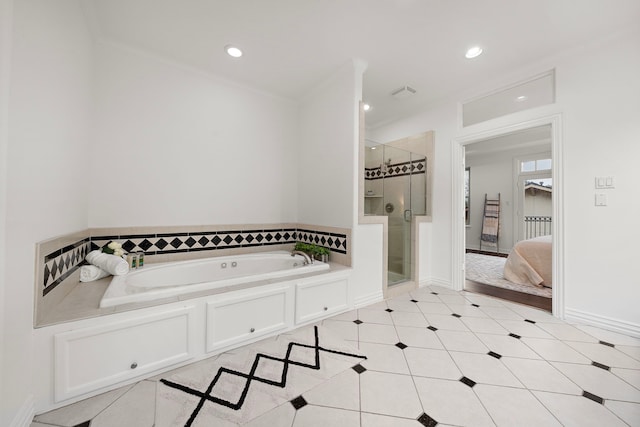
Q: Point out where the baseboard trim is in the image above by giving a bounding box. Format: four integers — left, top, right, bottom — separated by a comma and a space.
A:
354, 291, 383, 308
565, 308, 640, 338
427, 278, 453, 289
10, 394, 35, 427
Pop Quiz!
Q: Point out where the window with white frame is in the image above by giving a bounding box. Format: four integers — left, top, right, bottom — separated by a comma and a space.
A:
520, 158, 551, 174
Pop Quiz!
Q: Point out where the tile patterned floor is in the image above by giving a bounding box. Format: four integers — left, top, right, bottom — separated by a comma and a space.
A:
32, 286, 640, 426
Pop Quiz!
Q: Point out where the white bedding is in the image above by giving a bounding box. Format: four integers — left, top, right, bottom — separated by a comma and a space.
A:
504, 235, 552, 287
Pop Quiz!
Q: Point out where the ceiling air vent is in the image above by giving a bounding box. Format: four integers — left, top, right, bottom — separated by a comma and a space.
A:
391, 85, 417, 100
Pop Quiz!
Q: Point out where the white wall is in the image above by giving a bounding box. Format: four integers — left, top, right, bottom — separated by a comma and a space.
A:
370, 27, 640, 330
4, 0, 94, 424
297, 62, 360, 229
0, 0, 13, 424
557, 29, 640, 328
89, 41, 299, 227
466, 154, 514, 252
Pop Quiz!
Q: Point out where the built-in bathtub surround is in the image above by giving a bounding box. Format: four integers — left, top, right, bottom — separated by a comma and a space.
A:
34, 223, 350, 326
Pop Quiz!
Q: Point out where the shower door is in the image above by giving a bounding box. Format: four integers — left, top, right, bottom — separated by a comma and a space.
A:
383, 147, 426, 286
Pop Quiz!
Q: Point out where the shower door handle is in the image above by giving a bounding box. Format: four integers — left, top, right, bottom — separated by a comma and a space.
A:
404, 209, 412, 222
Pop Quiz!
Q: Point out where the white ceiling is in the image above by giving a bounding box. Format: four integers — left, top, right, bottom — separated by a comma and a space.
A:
87, 0, 640, 127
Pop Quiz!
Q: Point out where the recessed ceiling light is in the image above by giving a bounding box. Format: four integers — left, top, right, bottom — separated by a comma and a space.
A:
465, 46, 483, 59
515, 95, 528, 102
363, 104, 371, 111
371, 146, 376, 150
225, 45, 243, 58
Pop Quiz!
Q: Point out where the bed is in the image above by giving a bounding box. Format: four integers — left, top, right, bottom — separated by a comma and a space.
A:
503, 235, 552, 287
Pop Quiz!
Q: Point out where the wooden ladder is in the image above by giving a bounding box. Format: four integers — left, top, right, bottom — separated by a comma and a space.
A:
480, 193, 501, 253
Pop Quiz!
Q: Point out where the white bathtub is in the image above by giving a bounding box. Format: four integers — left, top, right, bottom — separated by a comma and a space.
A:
99, 251, 330, 308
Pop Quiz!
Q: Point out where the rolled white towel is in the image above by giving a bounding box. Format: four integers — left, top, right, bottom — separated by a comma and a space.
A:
86, 250, 129, 276
79, 265, 110, 282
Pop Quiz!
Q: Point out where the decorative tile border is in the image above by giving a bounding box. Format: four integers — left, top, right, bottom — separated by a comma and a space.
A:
365, 158, 426, 180
296, 229, 348, 253
90, 228, 347, 256
42, 239, 91, 296
38, 225, 349, 298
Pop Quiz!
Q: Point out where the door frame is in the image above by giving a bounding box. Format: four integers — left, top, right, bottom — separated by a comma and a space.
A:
451, 114, 564, 318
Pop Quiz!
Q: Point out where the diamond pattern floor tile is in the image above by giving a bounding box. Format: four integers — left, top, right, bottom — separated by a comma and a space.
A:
533, 390, 628, 427
449, 351, 523, 387
552, 361, 640, 402
359, 342, 410, 374
413, 377, 495, 427
604, 400, 640, 426
357, 308, 394, 325
436, 330, 489, 353
404, 347, 461, 380
292, 405, 360, 427
360, 371, 424, 419
521, 337, 592, 363
395, 326, 444, 349
501, 357, 582, 394
566, 340, 640, 369
475, 333, 542, 359
475, 384, 562, 427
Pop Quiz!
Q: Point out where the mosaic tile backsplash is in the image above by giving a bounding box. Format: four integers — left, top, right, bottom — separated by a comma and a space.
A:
40, 225, 349, 297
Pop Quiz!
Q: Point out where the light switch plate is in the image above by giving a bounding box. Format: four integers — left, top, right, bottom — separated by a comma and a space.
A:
595, 194, 607, 206
595, 176, 615, 189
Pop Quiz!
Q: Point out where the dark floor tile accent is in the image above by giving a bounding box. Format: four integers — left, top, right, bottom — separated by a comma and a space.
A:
291, 395, 308, 410
582, 390, 604, 405
599, 340, 615, 348
591, 361, 611, 371
451, 313, 462, 318
524, 319, 536, 324
352, 364, 367, 374
427, 326, 438, 332
471, 303, 480, 307
73, 422, 91, 427
411, 299, 419, 303
417, 412, 438, 427
385, 308, 394, 313
395, 342, 408, 350
488, 351, 502, 359
353, 319, 363, 325
509, 333, 522, 339
460, 376, 476, 388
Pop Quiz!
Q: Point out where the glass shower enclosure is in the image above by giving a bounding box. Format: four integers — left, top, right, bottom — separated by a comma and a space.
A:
364, 141, 427, 286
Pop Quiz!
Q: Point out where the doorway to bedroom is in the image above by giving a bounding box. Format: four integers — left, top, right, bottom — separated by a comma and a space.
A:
463, 125, 553, 311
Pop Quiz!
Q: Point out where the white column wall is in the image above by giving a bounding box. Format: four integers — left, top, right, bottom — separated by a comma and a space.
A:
297, 62, 359, 229
4, 1, 94, 424
90, 41, 299, 227
0, 0, 13, 424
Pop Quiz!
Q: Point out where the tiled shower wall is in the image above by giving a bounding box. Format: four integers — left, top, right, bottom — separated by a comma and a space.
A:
35, 223, 350, 304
